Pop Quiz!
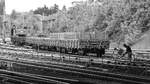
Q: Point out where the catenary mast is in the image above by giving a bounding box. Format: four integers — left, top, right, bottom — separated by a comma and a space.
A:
0, 0, 5, 42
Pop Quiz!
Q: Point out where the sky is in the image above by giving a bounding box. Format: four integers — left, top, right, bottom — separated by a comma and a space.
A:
5, 0, 85, 14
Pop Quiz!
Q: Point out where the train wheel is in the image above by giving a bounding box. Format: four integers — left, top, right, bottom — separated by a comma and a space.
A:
45, 46, 49, 50
57, 47, 61, 52
78, 49, 87, 56
34, 44, 39, 50
72, 49, 78, 55
59, 47, 62, 53
71, 49, 75, 54
78, 49, 83, 55
83, 49, 88, 56
48, 46, 53, 51
61, 48, 67, 53
53, 47, 57, 51
65, 49, 68, 54
96, 52, 100, 57
83, 51, 87, 56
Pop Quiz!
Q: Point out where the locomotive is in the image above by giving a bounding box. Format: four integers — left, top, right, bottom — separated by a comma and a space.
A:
10, 26, 110, 56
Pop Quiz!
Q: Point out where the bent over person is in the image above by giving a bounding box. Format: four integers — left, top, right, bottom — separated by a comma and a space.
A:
123, 44, 132, 62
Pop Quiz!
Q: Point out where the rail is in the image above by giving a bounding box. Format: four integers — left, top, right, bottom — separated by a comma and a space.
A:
1, 43, 150, 83
0, 69, 69, 84
0, 58, 150, 84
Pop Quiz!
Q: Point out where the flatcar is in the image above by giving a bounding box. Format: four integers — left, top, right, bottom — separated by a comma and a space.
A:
11, 27, 110, 56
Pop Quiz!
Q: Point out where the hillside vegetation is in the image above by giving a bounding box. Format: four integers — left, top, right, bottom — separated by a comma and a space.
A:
5, 0, 150, 44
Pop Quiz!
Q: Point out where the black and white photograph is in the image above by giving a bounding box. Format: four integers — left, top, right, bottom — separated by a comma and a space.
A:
0, 0, 150, 84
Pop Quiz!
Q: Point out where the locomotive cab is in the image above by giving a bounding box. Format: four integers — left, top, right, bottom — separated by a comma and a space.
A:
11, 34, 26, 46
11, 26, 27, 46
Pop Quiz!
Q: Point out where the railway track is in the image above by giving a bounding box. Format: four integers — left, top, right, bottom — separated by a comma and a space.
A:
0, 43, 150, 73
1, 43, 150, 83
0, 69, 71, 84
0, 43, 149, 63
0, 58, 150, 84
0, 43, 111, 59
0, 43, 111, 66
1, 43, 150, 70
0, 69, 87, 84
0, 44, 149, 69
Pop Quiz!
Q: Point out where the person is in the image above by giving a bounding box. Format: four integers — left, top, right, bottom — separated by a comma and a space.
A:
11, 25, 16, 36
101, 46, 105, 56
98, 46, 105, 57
96, 46, 105, 57
123, 44, 132, 62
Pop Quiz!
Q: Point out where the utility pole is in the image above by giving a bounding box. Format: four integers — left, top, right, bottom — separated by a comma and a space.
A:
41, 12, 44, 34
0, 0, 6, 43
2, 15, 6, 43
23, 14, 24, 28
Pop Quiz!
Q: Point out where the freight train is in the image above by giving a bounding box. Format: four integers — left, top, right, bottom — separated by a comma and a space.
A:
10, 26, 110, 56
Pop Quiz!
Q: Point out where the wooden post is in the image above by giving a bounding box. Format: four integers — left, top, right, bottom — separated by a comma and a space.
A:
88, 54, 91, 67
102, 55, 103, 65
59, 52, 62, 61
38, 44, 40, 52
69, 54, 71, 62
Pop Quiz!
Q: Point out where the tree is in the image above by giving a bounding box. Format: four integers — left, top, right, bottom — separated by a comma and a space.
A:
62, 5, 67, 11
34, 0, 150, 43
33, 4, 59, 16
10, 10, 18, 20
0, 0, 5, 15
